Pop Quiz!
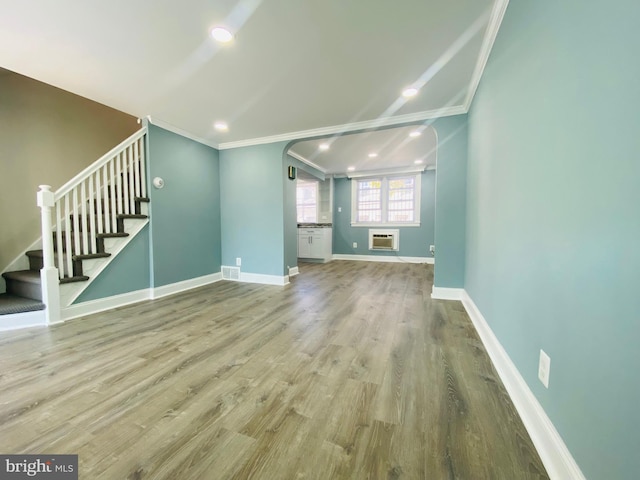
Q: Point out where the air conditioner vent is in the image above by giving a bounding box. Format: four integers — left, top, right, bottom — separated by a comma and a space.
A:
368, 229, 399, 251
222, 266, 240, 280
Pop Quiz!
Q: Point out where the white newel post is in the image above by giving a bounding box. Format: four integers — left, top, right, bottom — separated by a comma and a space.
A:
37, 185, 61, 324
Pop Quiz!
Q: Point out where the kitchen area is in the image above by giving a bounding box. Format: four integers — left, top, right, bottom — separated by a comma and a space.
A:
296, 169, 333, 262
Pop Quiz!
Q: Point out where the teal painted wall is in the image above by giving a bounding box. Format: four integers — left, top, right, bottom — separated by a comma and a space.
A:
219, 142, 288, 276
283, 155, 298, 274
148, 125, 221, 287
333, 170, 436, 258
74, 225, 151, 303
465, 1, 640, 479
432, 115, 468, 288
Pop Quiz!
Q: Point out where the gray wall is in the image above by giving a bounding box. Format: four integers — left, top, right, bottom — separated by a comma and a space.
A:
333, 170, 436, 258
0, 68, 138, 282
465, 1, 640, 478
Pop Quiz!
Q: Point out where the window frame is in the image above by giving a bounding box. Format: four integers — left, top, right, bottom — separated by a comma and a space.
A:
296, 179, 319, 223
350, 173, 421, 227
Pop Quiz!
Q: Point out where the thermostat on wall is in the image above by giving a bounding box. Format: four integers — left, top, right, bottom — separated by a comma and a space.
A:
153, 177, 164, 189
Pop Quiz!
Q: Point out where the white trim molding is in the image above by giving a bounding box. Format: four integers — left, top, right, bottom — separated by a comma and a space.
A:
333, 254, 433, 264
147, 116, 218, 149
151, 272, 223, 300
463, 0, 510, 109
239, 272, 289, 286
62, 289, 151, 322
288, 266, 300, 277
461, 291, 586, 480
218, 105, 467, 150
0, 310, 47, 332
431, 286, 464, 300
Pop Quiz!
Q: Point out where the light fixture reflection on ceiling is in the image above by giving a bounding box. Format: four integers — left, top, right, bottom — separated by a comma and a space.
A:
409, 131, 422, 138
402, 87, 419, 98
414, 160, 424, 164
347, 166, 356, 172
211, 27, 234, 43
319, 143, 330, 151
368, 153, 378, 158
214, 121, 229, 131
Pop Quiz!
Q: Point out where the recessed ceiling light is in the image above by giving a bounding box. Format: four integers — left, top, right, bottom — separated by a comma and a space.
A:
409, 131, 422, 138
319, 143, 330, 151
368, 153, 378, 158
214, 121, 228, 131
414, 160, 424, 164
347, 166, 356, 172
402, 87, 419, 98
211, 27, 234, 43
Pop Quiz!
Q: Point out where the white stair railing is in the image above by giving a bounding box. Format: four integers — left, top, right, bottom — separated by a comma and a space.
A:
38, 127, 148, 323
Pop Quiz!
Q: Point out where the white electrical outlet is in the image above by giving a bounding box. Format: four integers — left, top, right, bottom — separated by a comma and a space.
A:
538, 349, 551, 388
352, 242, 357, 248
429, 244, 435, 255
338, 207, 342, 212
236, 257, 241, 267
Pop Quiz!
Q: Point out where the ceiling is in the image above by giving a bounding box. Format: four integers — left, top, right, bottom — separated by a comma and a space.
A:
289, 125, 437, 175
0, 0, 506, 152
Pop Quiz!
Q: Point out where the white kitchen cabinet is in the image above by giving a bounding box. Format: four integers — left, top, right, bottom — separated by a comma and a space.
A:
298, 227, 332, 262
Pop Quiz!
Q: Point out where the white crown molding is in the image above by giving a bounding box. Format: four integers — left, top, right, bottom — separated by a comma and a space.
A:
460, 291, 586, 480
431, 286, 464, 300
333, 254, 433, 264
346, 165, 425, 179
463, 0, 510, 110
287, 150, 327, 174
217, 105, 467, 150
146, 116, 220, 150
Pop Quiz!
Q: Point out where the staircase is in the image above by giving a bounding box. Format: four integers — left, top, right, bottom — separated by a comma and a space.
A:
0, 127, 149, 324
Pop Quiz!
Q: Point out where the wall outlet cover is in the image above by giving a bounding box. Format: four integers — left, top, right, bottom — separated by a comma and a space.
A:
235, 257, 241, 267
352, 242, 357, 248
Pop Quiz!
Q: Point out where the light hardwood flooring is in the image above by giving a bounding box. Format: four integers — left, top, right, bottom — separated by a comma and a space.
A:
0, 261, 548, 479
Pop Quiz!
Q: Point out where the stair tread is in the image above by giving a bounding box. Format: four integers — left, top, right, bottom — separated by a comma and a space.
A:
73, 253, 111, 260
96, 232, 129, 238
2, 270, 41, 284
0, 294, 46, 315
60, 275, 90, 284
26, 250, 43, 258
135, 197, 150, 202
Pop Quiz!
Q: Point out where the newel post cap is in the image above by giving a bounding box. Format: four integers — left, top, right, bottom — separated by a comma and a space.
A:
37, 184, 55, 208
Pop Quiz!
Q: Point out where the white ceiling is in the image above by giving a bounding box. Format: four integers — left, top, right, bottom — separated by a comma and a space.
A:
289, 125, 438, 175
0, 0, 506, 151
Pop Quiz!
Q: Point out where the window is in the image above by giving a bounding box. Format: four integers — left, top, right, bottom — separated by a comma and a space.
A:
351, 174, 421, 226
296, 180, 318, 223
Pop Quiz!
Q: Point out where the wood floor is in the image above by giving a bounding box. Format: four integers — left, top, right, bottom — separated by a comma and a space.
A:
0, 261, 548, 479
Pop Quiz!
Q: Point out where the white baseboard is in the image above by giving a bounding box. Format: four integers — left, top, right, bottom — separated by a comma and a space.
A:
333, 254, 434, 264
288, 266, 299, 277
239, 272, 289, 286
0, 309, 47, 332
151, 272, 223, 299
62, 289, 151, 321
431, 286, 464, 300
460, 291, 586, 480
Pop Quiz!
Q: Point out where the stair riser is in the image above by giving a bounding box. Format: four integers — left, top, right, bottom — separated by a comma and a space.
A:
28, 256, 43, 271
68, 216, 125, 233
90, 199, 146, 215
6, 279, 42, 302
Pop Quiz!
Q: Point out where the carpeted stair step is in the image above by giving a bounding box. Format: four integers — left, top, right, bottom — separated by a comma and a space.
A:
59, 275, 90, 284
0, 293, 46, 315
2, 270, 42, 301
69, 213, 147, 232
27, 250, 111, 276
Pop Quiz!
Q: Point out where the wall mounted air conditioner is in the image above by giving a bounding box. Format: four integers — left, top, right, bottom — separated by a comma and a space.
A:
368, 229, 399, 251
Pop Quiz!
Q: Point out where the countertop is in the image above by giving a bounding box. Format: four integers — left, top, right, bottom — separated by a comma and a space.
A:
297, 223, 333, 228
